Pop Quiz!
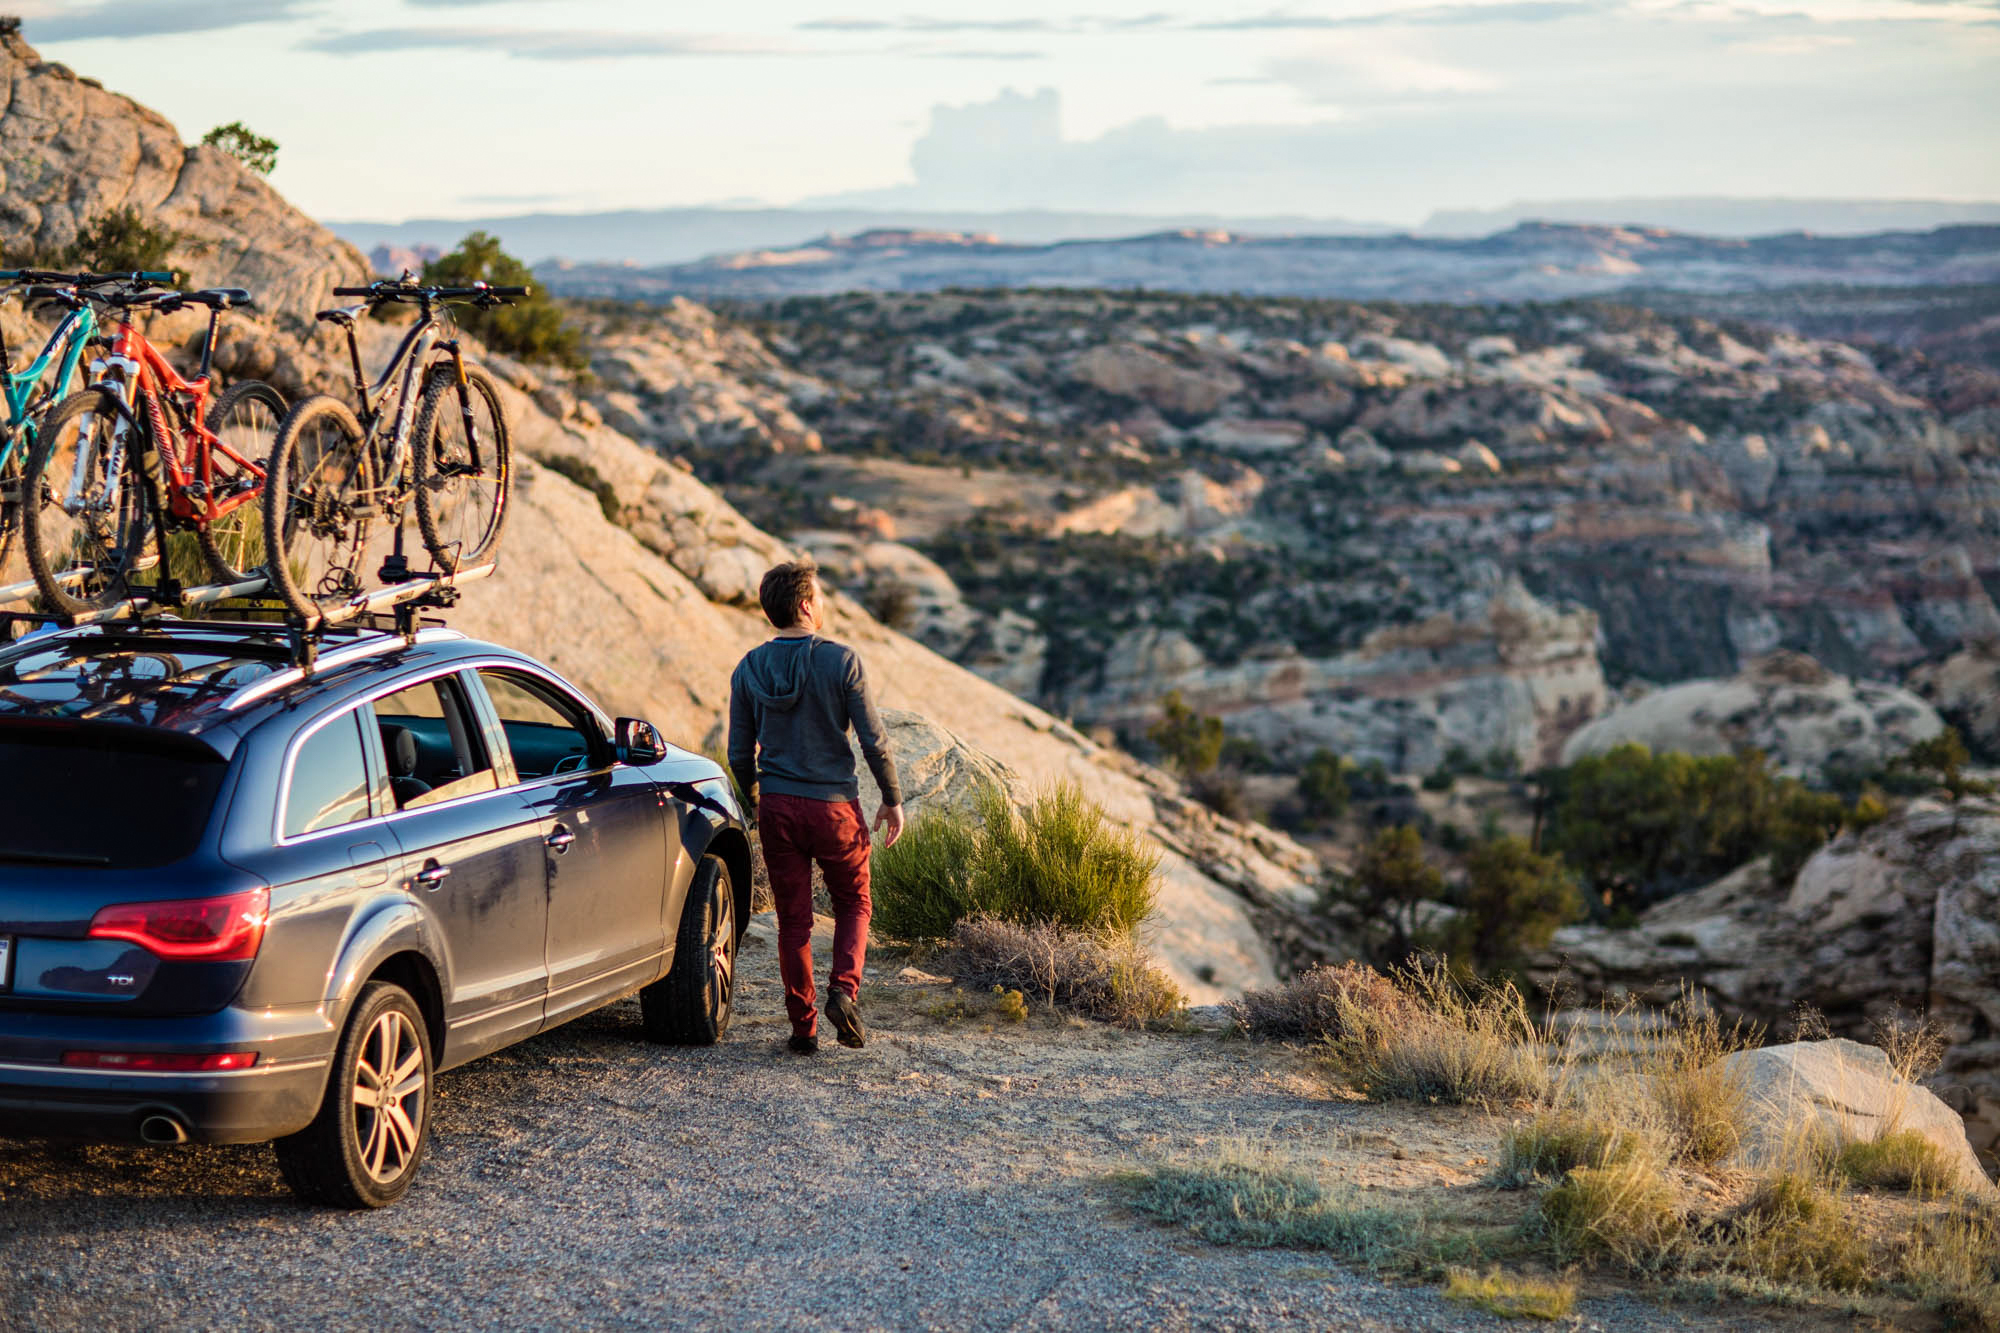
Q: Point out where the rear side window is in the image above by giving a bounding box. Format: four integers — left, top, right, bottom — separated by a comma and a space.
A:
284, 711, 373, 839
371, 674, 498, 810
0, 729, 226, 869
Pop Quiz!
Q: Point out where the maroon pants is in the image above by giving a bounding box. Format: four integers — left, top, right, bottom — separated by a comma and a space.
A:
757, 792, 871, 1039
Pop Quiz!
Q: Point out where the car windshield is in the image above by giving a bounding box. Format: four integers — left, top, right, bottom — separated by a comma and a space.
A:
0, 727, 228, 868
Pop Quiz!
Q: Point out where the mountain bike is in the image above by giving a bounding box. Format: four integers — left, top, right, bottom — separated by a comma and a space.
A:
0, 270, 167, 589
262, 278, 520, 620
22, 284, 286, 616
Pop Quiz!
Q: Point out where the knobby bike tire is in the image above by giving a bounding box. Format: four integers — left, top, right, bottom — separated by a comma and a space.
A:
197, 380, 287, 586
0, 428, 23, 581
262, 394, 374, 620
411, 363, 510, 571
21, 387, 152, 616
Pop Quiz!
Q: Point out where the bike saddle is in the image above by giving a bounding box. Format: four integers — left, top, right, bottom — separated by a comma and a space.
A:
314, 303, 369, 326
159, 288, 253, 312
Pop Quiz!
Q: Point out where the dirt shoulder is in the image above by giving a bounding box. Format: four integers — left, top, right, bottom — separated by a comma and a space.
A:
0, 918, 1804, 1333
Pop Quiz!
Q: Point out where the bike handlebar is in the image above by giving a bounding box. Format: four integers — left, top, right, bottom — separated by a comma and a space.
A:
331, 281, 529, 301
0, 269, 175, 288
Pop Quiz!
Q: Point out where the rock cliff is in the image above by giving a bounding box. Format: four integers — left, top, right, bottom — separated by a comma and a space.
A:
0, 34, 1316, 1002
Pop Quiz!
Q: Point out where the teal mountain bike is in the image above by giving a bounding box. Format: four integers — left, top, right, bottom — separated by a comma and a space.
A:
0, 270, 171, 586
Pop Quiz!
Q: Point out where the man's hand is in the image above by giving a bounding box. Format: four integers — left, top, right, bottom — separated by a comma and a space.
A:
873, 803, 905, 848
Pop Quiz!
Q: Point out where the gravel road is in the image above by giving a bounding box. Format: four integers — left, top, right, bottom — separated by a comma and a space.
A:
0, 918, 1789, 1333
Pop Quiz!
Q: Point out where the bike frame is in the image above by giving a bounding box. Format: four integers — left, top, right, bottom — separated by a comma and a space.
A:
97, 306, 267, 525
336, 304, 479, 495
0, 301, 97, 469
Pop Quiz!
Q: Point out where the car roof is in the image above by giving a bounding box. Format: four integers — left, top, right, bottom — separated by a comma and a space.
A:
0, 620, 537, 755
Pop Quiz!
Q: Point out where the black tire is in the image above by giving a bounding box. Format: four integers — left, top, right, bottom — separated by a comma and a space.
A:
274, 980, 433, 1209
0, 429, 23, 585
411, 363, 510, 571
641, 854, 737, 1045
196, 380, 286, 585
21, 387, 151, 616
262, 394, 373, 620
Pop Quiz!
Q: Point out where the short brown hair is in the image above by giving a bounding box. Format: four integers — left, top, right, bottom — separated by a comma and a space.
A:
758, 559, 819, 628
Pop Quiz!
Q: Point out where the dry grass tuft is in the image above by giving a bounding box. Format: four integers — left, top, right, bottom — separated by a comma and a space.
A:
1716, 1172, 1873, 1292
1538, 1159, 1684, 1269
1228, 962, 1408, 1043
1899, 1202, 2000, 1330
1835, 1130, 1955, 1194
1499, 1111, 1638, 1187
1324, 959, 1551, 1106
948, 914, 1183, 1027
1443, 1266, 1578, 1320
1645, 994, 1757, 1167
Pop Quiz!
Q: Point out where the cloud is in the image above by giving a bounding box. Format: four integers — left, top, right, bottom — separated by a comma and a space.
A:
1269, 38, 1502, 96
301, 26, 802, 59
23, 0, 318, 41
798, 12, 1178, 33
1194, 2, 1604, 29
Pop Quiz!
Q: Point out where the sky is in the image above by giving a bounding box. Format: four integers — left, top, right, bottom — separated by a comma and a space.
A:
17, 0, 2000, 226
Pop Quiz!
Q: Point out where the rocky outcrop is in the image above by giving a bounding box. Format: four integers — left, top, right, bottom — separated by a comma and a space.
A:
1908, 642, 2000, 759
1535, 800, 2000, 1166
1560, 651, 1943, 777
1071, 568, 1606, 773
1724, 1040, 1994, 1194
0, 30, 367, 323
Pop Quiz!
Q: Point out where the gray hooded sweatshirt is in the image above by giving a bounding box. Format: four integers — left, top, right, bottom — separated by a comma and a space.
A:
727, 634, 901, 808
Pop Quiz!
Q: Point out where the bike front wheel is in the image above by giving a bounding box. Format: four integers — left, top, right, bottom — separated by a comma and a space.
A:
412, 363, 510, 571
197, 380, 287, 586
22, 388, 152, 616
263, 394, 374, 621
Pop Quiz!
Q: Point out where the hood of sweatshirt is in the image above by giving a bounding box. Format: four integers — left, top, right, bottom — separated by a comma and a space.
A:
739, 636, 817, 712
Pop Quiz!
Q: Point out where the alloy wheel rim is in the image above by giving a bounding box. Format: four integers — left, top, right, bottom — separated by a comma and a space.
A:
350, 1009, 425, 1185
709, 885, 735, 1014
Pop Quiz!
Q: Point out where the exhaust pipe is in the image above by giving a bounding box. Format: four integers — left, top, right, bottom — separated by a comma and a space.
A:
138, 1114, 189, 1145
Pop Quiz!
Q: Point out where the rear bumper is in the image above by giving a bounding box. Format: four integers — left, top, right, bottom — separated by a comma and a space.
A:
0, 1056, 329, 1144
0, 1002, 335, 1145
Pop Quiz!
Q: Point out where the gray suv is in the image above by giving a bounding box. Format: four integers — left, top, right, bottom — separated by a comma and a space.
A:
0, 620, 750, 1207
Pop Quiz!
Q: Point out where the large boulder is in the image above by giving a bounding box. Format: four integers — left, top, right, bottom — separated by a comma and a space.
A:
1560, 651, 1943, 778
1067, 343, 1243, 418
1908, 642, 2000, 760
1536, 800, 2000, 1167
1724, 1039, 1995, 1195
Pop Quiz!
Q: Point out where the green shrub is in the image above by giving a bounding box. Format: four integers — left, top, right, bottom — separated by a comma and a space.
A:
1148, 689, 1223, 775
424, 230, 582, 368
1344, 824, 1444, 966
52, 206, 178, 275
1721, 1173, 1873, 1291
200, 121, 278, 174
1836, 1131, 1953, 1194
871, 783, 1159, 940
1647, 997, 1756, 1167
1450, 835, 1583, 973
1298, 748, 1351, 822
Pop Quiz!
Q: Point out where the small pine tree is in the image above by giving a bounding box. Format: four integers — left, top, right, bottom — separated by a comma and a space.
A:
1298, 748, 1351, 822
201, 121, 279, 175
59, 207, 177, 275
1454, 835, 1583, 973
423, 230, 582, 368
1348, 824, 1444, 967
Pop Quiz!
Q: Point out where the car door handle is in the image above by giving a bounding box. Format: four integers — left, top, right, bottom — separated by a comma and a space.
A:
546, 825, 575, 853
412, 860, 452, 890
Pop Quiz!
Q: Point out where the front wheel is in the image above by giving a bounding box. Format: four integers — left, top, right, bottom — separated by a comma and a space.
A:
274, 980, 433, 1209
196, 380, 286, 585
263, 394, 374, 620
641, 854, 738, 1045
412, 363, 510, 571
21, 387, 152, 616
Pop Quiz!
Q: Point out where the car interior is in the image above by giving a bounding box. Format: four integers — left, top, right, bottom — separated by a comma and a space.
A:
370, 676, 498, 810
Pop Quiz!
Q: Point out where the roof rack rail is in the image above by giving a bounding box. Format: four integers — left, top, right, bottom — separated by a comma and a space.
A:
221, 625, 466, 712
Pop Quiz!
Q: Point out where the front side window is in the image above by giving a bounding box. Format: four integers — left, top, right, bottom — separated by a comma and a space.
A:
478, 669, 601, 780
371, 674, 497, 810
284, 711, 372, 839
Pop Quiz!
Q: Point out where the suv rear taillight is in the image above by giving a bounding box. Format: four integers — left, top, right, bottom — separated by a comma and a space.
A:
61, 1051, 258, 1071
87, 887, 269, 961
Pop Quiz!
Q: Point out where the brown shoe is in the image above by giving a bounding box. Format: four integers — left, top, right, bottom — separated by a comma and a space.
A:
825, 990, 866, 1049
787, 1033, 818, 1055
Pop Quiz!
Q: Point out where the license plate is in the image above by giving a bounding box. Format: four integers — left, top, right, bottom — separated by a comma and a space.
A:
0, 936, 10, 991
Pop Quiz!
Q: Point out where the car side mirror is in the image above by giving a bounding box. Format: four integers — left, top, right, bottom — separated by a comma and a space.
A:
615, 717, 664, 765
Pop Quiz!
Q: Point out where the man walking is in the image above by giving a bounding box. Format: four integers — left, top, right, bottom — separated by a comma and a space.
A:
729, 559, 904, 1055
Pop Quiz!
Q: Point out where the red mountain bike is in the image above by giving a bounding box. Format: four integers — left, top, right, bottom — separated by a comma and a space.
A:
23, 286, 286, 615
